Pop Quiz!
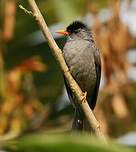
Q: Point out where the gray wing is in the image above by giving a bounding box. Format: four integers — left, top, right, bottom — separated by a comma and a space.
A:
88, 48, 101, 110
63, 75, 74, 105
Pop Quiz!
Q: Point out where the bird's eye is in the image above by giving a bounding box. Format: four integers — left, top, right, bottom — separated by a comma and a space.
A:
74, 30, 78, 33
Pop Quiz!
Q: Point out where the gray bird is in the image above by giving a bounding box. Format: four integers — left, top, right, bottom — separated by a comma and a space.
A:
57, 21, 101, 131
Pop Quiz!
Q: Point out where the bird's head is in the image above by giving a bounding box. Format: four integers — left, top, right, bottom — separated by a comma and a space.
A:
56, 21, 91, 39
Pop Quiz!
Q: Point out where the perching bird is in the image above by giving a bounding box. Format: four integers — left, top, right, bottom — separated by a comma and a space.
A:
57, 21, 101, 131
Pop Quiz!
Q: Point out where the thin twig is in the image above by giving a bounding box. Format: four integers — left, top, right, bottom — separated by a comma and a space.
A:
19, 5, 33, 15
25, 0, 106, 142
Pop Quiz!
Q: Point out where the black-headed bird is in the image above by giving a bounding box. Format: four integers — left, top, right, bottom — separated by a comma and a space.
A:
57, 21, 101, 131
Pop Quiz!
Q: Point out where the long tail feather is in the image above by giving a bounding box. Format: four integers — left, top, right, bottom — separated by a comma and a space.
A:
72, 109, 83, 131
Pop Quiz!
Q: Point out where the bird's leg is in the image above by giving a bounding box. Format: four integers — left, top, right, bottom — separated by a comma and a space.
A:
81, 91, 87, 103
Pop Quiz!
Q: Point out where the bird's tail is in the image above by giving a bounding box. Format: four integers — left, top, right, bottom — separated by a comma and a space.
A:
72, 109, 93, 133
72, 109, 83, 131
83, 118, 93, 133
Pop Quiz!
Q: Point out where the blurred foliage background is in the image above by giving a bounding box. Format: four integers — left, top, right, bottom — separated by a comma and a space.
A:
0, 0, 136, 151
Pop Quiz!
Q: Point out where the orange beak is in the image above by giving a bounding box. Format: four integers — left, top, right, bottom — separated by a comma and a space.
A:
56, 30, 69, 36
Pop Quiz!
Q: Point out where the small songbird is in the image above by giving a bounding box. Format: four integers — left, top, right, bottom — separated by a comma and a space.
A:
57, 21, 101, 131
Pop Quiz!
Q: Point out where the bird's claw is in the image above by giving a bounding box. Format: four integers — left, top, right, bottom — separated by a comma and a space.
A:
81, 91, 87, 103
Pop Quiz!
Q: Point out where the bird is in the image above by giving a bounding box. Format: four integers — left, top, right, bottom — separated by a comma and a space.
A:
56, 21, 101, 131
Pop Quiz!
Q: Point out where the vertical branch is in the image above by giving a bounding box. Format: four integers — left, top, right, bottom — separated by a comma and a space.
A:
0, 41, 5, 99
3, 0, 16, 41
0, 0, 16, 98
0, 0, 5, 99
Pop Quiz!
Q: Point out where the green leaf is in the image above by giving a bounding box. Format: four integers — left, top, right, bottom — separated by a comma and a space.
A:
3, 132, 134, 152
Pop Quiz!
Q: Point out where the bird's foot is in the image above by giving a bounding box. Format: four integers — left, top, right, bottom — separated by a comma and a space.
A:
81, 91, 87, 103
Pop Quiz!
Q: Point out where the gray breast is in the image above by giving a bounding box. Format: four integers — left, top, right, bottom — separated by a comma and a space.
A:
63, 39, 97, 92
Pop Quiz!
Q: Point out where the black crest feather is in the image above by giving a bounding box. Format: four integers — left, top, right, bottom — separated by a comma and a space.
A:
66, 21, 88, 34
